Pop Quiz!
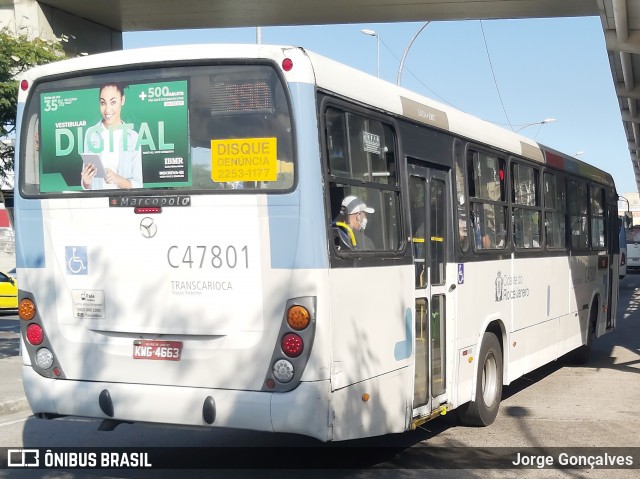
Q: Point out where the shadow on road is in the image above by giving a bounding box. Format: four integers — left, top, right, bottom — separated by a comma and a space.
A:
0, 315, 19, 359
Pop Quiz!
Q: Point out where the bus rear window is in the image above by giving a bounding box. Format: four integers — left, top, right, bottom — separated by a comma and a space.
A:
20, 64, 294, 196
627, 227, 640, 245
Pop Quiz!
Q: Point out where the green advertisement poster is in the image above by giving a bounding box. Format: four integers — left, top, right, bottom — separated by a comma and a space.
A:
39, 80, 190, 192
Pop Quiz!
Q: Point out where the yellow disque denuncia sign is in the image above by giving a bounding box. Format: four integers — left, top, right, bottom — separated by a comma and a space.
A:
211, 137, 277, 182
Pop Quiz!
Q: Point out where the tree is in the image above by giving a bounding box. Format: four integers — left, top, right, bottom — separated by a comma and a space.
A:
0, 29, 63, 183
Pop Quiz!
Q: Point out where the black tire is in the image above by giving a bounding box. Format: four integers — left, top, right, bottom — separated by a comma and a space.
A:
458, 332, 503, 427
569, 304, 597, 365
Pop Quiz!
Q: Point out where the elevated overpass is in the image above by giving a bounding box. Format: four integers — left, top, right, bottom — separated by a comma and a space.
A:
2, 0, 639, 191
34, 1, 600, 30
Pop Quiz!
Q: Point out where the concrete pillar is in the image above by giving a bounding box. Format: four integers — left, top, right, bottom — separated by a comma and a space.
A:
0, 0, 122, 55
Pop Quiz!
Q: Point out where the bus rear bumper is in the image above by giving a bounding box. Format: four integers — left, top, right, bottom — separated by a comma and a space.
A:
22, 366, 331, 441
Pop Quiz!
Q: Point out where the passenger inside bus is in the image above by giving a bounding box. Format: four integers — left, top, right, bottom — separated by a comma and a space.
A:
471, 208, 494, 249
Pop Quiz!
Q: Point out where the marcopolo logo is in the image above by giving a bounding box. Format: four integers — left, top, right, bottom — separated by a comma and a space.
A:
109, 195, 191, 208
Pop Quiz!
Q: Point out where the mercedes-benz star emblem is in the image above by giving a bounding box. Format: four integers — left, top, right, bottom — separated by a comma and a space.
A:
140, 217, 157, 238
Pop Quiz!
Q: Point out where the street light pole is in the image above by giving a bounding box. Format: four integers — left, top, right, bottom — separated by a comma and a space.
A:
515, 118, 556, 133
361, 29, 380, 77
397, 21, 430, 86
619, 195, 632, 228
619, 195, 630, 212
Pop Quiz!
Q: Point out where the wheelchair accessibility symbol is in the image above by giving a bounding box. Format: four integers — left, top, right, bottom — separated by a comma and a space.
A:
65, 246, 88, 275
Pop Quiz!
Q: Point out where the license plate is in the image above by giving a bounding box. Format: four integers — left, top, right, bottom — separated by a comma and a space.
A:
133, 340, 182, 361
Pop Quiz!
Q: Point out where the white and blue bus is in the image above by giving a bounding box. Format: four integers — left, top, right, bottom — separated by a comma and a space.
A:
15, 44, 619, 441
619, 216, 628, 278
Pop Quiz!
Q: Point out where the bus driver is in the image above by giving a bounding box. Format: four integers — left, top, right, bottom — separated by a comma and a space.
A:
338, 195, 375, 250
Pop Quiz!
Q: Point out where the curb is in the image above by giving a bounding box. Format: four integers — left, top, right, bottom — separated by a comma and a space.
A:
0, 355, 30, 417
0, 397, 30, 416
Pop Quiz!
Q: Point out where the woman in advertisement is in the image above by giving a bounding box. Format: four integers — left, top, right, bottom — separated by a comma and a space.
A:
81, 82, 143, 190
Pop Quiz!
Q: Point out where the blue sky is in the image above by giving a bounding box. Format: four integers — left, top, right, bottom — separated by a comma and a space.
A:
124, 16, 636, 195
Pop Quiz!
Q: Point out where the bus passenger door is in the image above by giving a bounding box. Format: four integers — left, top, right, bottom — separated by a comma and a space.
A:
606, 203, 618, 331
408, 161, 449, 418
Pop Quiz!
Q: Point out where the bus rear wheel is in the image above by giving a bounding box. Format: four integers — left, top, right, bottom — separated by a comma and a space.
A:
458, 331, 503, 427
569, 302, 597, 365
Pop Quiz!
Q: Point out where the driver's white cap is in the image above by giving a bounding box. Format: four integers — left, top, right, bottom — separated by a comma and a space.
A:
342, 196, 374, 214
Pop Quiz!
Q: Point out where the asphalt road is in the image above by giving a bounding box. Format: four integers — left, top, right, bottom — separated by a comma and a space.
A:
0, 314, 19, 359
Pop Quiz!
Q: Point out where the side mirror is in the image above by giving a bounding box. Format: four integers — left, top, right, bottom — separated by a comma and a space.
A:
624, 211, 633, 229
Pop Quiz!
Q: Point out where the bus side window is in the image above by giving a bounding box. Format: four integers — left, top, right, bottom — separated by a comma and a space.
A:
326, 110, 349, 176
455, 145, 469, 252
568, 179, 589, 250
590, 185, 606, 249
324, 106, 402, 254
543, 172, 567, 249
467, 150, 507, 250
511, 162, 541, 249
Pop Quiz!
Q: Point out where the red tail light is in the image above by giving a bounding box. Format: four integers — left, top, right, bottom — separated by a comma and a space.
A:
26, 323, 44, 345
281, 333, 303, 358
